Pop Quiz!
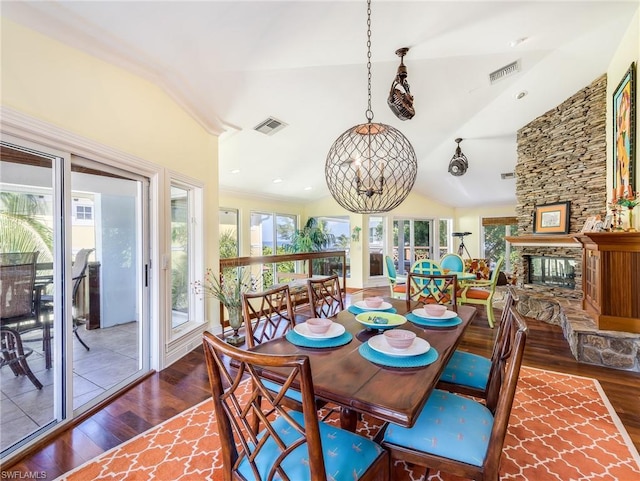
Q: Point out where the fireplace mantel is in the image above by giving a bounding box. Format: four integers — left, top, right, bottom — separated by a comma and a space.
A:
505, 235, 581, 248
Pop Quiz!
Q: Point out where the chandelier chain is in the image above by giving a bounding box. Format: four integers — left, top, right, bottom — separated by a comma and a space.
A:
365, 0, 373, 122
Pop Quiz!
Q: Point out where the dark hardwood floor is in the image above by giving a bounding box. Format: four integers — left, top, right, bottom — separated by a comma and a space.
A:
4, 286, 640, 478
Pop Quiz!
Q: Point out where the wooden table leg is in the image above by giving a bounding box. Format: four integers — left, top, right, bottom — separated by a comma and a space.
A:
340, 407, 358, 432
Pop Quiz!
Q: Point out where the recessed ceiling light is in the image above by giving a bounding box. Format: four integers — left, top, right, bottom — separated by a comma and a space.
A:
273, 178, 283, 184
510, 37, 528, 47
515, 91, 528, 100
230, 169, 240, 174
304, 186, 312, 191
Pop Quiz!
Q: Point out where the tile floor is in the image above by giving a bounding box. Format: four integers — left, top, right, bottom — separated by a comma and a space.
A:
0, 322, 138, 452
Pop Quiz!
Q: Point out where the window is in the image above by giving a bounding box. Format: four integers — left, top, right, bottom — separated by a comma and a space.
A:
219, 208, 239, 258
482, 216, 518, 272
250, 212, 298, 288
316, 216, 351, 277
170, 180, 204, 336
439, 219, 452, 258
72, 197, 95, 226
368, 216, 383, 277
76, 205, 92, 220
250, 212, 296, 256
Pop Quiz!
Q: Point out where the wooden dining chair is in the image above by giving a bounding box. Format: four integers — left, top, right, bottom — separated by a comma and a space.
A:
241, 284, 296, 349
242, 284, 311, 408
307, 274, 344, 318
406, 272, 458, 308
458, 256, 504, 327
202, 331, 390, 481
437, 286, 519, 400
380, 306, 528, 481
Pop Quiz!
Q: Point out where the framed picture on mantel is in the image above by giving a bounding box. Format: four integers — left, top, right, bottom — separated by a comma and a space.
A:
533, 201, 570, 234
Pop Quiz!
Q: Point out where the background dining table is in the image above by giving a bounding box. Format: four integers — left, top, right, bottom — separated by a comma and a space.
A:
251, 298, 477, 431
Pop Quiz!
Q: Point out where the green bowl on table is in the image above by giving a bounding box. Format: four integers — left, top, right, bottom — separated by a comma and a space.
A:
355, 311, 407, 330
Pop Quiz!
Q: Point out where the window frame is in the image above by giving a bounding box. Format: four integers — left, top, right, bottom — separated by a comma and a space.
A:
167, 175, 205, 343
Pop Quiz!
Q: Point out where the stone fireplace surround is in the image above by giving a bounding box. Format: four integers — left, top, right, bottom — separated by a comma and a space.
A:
509, 74, 640, 372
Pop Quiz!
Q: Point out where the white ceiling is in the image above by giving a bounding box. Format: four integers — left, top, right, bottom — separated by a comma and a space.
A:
3, 1, 638, 208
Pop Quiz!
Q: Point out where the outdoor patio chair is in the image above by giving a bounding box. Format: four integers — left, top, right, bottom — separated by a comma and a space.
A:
1, 327, 43, 389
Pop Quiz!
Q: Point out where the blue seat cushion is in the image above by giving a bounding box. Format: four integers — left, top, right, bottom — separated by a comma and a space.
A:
262, 378, 303, 403
440, 350, 491, 390
238, 410, 385, 480
383, 389, 493, 467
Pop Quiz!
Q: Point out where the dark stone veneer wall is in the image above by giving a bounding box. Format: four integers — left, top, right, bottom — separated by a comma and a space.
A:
511, 75, 640, 372
514, 74, 607, 300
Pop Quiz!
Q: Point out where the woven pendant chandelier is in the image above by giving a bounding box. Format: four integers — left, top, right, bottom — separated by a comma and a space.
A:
325, 0, 417, 214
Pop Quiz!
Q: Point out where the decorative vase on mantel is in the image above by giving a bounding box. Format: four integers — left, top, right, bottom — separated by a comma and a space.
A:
226, 305, 245, 346
627, 206, 637, 232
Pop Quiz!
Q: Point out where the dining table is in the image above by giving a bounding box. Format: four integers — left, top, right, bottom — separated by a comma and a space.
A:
250, 297, 477, 431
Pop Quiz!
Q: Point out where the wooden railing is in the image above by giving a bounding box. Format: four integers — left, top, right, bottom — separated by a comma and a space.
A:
218, 250, 347, 330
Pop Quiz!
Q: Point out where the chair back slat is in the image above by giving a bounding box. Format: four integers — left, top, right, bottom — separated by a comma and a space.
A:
202, 331, 327, 481
242, 284, 296, 348
406, 272, 458, 308
483, 306, 528, 478
0, 252, 39, 320
307, 275, 344, 318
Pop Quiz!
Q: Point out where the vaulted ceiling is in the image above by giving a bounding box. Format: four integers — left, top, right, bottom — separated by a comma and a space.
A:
3, 1, 638, 207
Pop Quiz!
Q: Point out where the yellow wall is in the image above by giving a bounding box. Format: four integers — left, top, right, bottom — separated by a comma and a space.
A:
1, 20, 217, 179
1, 19, 220, 347
607, 9, 640, 230
455, 204, 517, 258
1, 17, 219, 280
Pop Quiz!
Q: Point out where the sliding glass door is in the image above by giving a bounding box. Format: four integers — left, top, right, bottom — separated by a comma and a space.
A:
1, 141, 150, 459
392, 218, 434, 275
70, 156, 149, 411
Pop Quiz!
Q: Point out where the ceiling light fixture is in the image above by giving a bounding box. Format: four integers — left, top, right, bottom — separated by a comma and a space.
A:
325, 0, 417, 214
448, 138, 468, 177
388, 47, 415, 120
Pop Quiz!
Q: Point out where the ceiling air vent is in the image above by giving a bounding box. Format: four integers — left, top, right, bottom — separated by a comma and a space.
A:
501, 172, 516, 180
253, 117, 287, 136
489, 60, 521, 84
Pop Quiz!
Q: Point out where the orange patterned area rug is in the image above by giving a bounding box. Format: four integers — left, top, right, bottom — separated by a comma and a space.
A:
57, 366, 640, 481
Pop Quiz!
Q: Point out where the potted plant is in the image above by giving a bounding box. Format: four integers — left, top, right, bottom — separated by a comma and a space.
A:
195, 267, 252, 345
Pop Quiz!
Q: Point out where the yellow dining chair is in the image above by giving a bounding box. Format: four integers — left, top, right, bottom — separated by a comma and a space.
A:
458, 256, 504, 327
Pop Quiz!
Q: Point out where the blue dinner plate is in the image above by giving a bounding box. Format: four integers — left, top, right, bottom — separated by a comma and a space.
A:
406, 312, 462, 328
348, 305, 397, 315
286, 330, 353, 348
358, 342, 439, 368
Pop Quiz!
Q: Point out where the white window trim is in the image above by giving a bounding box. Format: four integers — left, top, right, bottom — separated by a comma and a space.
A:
164, 173, 207, 360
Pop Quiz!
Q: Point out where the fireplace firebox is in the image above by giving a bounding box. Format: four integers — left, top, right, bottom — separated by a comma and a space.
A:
526, 255, 576, 289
